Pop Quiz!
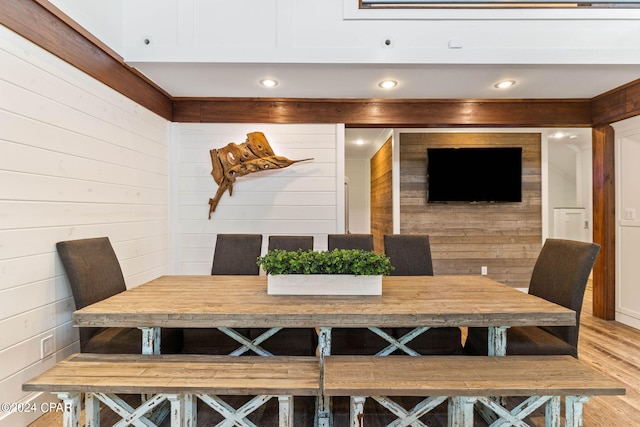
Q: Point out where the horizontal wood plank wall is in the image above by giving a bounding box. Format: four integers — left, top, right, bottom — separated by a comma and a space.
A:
174, 123, 339, 274
399, 133, 542, 288
370, 137, 393, 253
0, 26, 170, 427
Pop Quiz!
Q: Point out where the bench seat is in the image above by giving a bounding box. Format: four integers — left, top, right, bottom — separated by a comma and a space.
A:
323, 355, 625, 427
24, 353, 320, 427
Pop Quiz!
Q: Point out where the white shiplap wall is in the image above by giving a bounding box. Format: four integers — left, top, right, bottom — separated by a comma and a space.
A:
0, 26, 170, 426
173, 123, 344, 274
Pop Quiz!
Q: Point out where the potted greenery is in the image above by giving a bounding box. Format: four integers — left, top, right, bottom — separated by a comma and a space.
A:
257, 248, 393, 295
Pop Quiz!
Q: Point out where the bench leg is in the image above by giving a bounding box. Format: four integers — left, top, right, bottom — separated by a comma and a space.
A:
85, 393, 99, 427
278, 395, 294, 427
317, 326, 332, 427
181, 393, 197, 426
54, 392, 80, 427
565, 396, 589, 427
545, 396, 561, 427
166, 394, 182, 427
350, 396, 366, 427
449, 396, 476, 427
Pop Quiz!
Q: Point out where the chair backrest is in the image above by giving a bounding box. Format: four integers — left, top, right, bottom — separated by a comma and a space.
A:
56, 237, 127, 343
383, 234, 434, 276
56, 237, 127, 310
528, 238, 601, 348
211, 234, 263, 275
268, 235, 313, 252
327, 234, 374, 251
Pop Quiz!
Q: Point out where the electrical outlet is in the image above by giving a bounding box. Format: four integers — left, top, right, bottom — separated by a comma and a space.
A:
481, 266, 488, 275
41, 335, 54, 359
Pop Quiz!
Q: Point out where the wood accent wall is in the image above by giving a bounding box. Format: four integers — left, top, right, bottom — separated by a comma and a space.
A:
370, 137, 394, 252
399, 133, 542, 288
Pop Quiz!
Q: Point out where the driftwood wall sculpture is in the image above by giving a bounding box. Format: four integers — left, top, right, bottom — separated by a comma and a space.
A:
208, 132, 312, 218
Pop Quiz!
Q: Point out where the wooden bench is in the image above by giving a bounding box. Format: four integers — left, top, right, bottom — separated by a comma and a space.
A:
23, 353, 320, 427
323, 355, 625, 427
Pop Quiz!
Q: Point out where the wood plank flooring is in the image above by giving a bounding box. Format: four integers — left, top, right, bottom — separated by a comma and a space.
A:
29, 284, 640, 426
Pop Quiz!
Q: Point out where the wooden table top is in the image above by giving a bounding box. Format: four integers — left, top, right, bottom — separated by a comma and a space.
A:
73, 275, 576, 329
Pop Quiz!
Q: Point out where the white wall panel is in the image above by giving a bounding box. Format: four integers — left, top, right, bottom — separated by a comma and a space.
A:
612, 116, 640, 330
173, 123, 341, 274
0, 26, 170, 426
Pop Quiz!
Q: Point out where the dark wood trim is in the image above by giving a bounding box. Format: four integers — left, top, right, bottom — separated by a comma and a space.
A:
592, 125, 616, 320
592, 78, 640, 126
0, 0, 172, 120
173, 97, 592, 127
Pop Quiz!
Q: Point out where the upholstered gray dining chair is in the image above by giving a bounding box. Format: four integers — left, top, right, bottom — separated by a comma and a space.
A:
384, 234, 464, 355
268, 235, 314, 252
254, 235, 317, 355
211, 233, 263, 275
464, 238, 601, 358
183, 234, 263, 354
56, 237, 182, 354
328, 233, 374, 251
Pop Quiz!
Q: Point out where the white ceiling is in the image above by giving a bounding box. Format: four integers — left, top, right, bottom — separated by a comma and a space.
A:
133, 62, 640, 100
129, 61, 633, 158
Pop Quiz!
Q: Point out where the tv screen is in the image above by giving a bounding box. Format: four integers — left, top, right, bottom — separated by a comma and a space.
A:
426, 147, 522, 203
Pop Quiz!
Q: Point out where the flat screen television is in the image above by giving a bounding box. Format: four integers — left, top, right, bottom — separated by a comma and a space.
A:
426, 147, 522, 203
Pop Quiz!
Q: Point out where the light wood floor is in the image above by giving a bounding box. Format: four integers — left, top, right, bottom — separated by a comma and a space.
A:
29, 284, 640, 426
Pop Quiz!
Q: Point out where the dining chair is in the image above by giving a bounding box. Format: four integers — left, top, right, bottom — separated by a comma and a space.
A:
56, 237, 183, 354
268, 235, 314, 252
251, 235, 317, 355
211, 233, 263, 275
184, 234, 263, 354
328, 233, 374, 251
464, 238, 601, 358
384, 234, 464, 355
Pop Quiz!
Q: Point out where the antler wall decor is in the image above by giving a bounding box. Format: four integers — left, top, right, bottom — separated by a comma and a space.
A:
208, 131, 312, 218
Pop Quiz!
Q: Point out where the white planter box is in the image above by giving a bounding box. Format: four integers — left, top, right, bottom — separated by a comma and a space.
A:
267, 274, 382, 295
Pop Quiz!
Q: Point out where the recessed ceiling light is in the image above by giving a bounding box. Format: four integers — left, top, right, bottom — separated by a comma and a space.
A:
550, 132, 566, 139
355, 139, 366, 146
378, 80, 398, 89
494, 80, 516, 89
260, 78, 278, 88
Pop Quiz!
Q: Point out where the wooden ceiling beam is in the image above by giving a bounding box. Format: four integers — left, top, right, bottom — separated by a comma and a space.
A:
173, 97, 592, 127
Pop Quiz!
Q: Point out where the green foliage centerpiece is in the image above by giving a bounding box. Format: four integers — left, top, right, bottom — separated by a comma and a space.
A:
257, 249, 393, 295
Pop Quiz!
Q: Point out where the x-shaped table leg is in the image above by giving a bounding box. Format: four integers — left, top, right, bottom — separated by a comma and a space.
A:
369, 327, 431, 356
218, 326, 282, 356
197, 393, 274, 427
350, 395, 448, 427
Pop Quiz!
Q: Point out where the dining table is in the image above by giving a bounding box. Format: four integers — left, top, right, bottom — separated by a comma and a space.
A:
73, 274, 577, 426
